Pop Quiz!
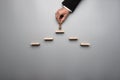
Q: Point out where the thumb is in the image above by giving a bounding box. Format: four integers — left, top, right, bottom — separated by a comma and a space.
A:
60, 14, 67, 24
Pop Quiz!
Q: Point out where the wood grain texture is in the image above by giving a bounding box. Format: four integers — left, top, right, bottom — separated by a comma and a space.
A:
55, 30, 64, 34
80, 42, 90, 46
44, 37, 54, 41
30, 42, 40, 46
69, 37, 78, 40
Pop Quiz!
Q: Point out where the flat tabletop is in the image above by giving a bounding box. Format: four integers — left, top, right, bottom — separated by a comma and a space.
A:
0, 0, 120, 80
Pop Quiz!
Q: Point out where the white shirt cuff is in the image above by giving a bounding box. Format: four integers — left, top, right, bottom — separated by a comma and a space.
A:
63, 6, 72, 12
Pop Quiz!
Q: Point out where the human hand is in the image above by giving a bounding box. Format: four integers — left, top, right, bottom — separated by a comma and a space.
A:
55, 7, 70, 25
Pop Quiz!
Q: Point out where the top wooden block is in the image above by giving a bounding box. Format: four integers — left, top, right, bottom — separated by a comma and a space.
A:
55, 30, 64, 34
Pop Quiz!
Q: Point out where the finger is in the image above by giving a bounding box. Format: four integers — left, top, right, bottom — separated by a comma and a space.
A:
59, 14, 64, 24
59, 15, 64, 19
55, 12, 61, 24
55, 12, 58, 19
56, 12, 63, 24
60, 14, 67, 24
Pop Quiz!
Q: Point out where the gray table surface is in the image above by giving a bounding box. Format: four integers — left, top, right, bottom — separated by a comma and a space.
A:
0, 0, 120, 80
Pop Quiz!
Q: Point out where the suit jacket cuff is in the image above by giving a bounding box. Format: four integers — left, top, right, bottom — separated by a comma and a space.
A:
62, 0, 81, 12
63, 6, 72, 12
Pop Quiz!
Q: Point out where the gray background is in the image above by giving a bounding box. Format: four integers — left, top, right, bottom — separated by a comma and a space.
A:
0, 0, 120, 80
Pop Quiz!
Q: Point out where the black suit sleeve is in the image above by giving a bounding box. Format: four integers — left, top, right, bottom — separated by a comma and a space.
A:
62, 0, 82, 12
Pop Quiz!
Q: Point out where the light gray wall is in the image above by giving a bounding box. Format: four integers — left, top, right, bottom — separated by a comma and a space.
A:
0, 0, 120, 80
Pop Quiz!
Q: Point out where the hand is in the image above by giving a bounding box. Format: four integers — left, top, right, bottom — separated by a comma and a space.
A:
55, 7, 70, 25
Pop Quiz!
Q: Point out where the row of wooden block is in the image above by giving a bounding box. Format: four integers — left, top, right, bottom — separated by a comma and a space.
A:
43, 37, 79, 41
30, 37, 90, 47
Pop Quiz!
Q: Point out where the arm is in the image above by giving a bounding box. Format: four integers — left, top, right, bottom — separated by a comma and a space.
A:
62, 0, 81, 12
55, 0, 81, 24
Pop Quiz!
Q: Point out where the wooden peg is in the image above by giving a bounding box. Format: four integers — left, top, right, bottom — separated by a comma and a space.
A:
59, 24, 62, 30
30, 42, 40, 46
69, 37, 78, 40
44, 37, 54, 41
80, 42, 90, 47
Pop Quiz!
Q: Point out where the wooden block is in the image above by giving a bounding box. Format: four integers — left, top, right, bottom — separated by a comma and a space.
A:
44, 37, 54, 41
59, 24, 62, 30
30, 42, 40, 46
80, 42, 90, 47
69, 37, 78, 40
55, 30, 64, 34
